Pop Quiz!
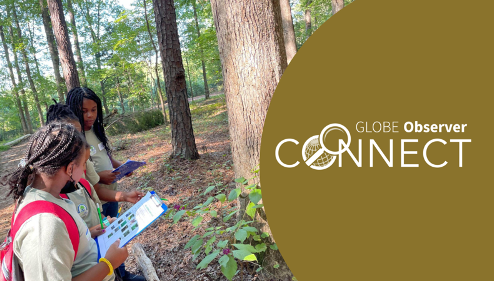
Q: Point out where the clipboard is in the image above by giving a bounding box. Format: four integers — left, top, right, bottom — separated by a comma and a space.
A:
95, 191, 167, 258
111, 159, 146, 183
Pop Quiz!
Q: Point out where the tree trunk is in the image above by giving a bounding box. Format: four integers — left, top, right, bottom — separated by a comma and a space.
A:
305, 0, 313, 41
27, 21, 41, 77
280, 0, 297, 64
0, 25, 28, 134
67, 0, 87, 87
152, 0, 199, 160
192, 0, 210, 99
100, 79, 110, 115
143, 0, 168, 124
210, 0, 291, 278
47, 0, 80, 91
116, 77, 125, 113
185, 56, 194, 100
12, 4, 45, 127
331, 0, 344, 15
39, 0, 66, 103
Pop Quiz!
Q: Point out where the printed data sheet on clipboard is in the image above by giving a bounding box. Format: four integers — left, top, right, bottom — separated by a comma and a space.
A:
96, 191, 168, 258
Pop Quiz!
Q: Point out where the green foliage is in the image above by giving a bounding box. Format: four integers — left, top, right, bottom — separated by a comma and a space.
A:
0, 145, 10, 152
106, 109, 165, 136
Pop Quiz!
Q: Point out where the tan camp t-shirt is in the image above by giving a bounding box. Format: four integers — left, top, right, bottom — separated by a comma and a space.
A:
13, 187, 114, 281
65, 181, 102, 228
85, 159, 100, 186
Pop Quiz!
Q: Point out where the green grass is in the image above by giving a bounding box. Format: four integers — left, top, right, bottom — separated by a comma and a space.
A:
0, 145, 10, 152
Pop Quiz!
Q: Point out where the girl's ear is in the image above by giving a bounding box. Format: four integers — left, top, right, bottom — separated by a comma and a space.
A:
65, 162, 74, 177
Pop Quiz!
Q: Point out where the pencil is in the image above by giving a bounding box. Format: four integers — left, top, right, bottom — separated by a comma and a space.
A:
161, 198, 168, 201
116, 206, 122, 218
96, 203, 104, 229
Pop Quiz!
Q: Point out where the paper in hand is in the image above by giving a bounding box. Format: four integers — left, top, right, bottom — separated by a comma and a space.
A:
111, 159, 146, 183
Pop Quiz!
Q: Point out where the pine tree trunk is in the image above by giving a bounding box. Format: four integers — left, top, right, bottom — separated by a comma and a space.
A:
305, 0, 313, 41
210, 0, 291, 278
0, 25, 28, 134
331, 0, 344, 15
192, 0, 210, 99
67, 0, 87, 87
12, 5, 45, 127
143, 0, 168, 124
280, 0, 297, 64
152, 0, 199, 160
21, 98, 33, 134
39, 0, 65, 103
47, 0, 80, 91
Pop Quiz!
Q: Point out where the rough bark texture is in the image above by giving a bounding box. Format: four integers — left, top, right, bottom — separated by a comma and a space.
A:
39, 0, 65, 103
331, 0, 344, 15
143, 0, 168, 124
12, 5, 45, 127
210, 0, 291, 279
47, 0, 80, 91
0, 25, 28, 134
305, 0, 313, 40
67, 0, 87, 87
153, 0, 199, 160
280, 0, 297, 64
192, 0, 210, 99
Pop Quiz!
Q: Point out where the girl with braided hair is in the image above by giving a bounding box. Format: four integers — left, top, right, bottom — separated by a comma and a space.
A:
2, 122, 128, 281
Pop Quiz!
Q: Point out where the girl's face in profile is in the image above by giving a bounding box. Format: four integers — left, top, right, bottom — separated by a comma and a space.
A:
82, 98, 98, 131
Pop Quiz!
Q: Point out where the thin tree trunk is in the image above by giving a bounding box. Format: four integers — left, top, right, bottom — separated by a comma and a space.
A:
143, 0, 168, 124
152, 0, 199, 160
39, 0, 65, 103
210, 0, 291, 278
192, 0, 210, 99
27, 21, 41, 77
116, 77, 125, 113
0, 25, 28, 134
331, 0, 344, 15
305, 0, 313, 41
280, 0, 297, 64
47, 0, 80, 91
100, 79, 110, 115
67, 0, 87, 87
12, 4, 45, 127
185, 56, 194, 100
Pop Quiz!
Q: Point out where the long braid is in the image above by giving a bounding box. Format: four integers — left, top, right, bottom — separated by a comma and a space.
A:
2, 122, 86, 200
66, 87, 112, 156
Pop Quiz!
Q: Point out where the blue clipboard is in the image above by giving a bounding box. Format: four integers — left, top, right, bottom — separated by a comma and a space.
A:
111, 160, 146, 183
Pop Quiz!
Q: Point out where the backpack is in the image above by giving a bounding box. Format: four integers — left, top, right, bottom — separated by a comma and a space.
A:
0, 201, 79, 281
60, 178, 92, 200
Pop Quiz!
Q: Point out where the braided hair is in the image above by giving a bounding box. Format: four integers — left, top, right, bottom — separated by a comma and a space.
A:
66, 87, 112, 156
46, 99, 79, 124
2, 122, 87, 200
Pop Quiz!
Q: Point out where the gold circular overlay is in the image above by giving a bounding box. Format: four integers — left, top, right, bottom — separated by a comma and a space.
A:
260, 0, 494, 280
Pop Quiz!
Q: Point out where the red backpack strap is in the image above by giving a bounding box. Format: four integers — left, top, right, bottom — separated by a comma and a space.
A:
12, 201, 80, 260
59, 194, 69, 199
79, 178, 92, 198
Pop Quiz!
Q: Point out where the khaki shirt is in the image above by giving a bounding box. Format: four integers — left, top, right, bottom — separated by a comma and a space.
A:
13, 187, 114, 281
85, 159, 100, 186
65, 182, 102, 228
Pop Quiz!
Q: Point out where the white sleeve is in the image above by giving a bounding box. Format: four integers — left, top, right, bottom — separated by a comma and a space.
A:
14, 213, 75, 281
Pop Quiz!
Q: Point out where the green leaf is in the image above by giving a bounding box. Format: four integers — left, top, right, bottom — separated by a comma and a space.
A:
235, 229, 247, 243
253, 204, 264, 209
205, 236, 216, 248
220, 255, 237, 280
245, 184, 257, 190
196, 250, 220, 269
192, 216, 204, 227
215, 194, 226, 203
232, 244, 258, 253
253, 235, 261, 241
173, 210, 186, 224
204, 186, 215, 195
256, 267, 263, 272
203, 196, 214, 206
255, 243, 267, 252
218, 255, 229, 267
217, 240, 228, 249
233, 250, 257, 261
249, 189, 262, 205
270, 244, 278, 250
185, 235, 200, 249
242, 227, 258, 233
210, 210, 217, 217
246, 202, 256, 219
261, 232, 270, 238
274, 264, 280, 269
223, 210, 239, 222
228, 188, 241, 202
203, 231, 214, 238
191, 239, 203, 254
235, 177, 246, 183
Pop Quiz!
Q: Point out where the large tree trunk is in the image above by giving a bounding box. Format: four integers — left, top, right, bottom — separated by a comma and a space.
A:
305, 0, 313, 41
192, 0, 210, 99
280, 0, 297, 64
39, 0, 66, 103
0, 25, 28, 134
331, 0, 344, 15
47, 0, 80, 91
67, 0, 87, 87
210, 0, 291, 278
152, 0, 199, 160
12, 4, 45, 127
143, 0, 168, 124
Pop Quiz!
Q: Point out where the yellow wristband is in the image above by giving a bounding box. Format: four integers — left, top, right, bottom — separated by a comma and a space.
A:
99, 257, 113, 276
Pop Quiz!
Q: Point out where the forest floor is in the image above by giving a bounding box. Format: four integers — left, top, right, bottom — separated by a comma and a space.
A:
0, 94, 262, 280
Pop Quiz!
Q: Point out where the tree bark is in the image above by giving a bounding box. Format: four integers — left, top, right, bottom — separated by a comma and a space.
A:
331, 0, 344, 15
47, 0, 80, 91
152, 0, 199, 160
39, 0, 66, 103
192, 0, 210, 99
67, 0, 87, 87
12, 4, 45, 127
305, 0, 313, 41
280, 0, 297, 64
143, 0, 168, 124
210, 0, 291, 278
0, 25, 28, 134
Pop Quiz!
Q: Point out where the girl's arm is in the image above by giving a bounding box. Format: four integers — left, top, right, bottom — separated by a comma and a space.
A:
94, 184, 144, 203
109, 155, 133, 177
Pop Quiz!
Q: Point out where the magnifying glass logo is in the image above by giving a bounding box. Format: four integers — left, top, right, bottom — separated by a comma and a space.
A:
303, 123, 351, 167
